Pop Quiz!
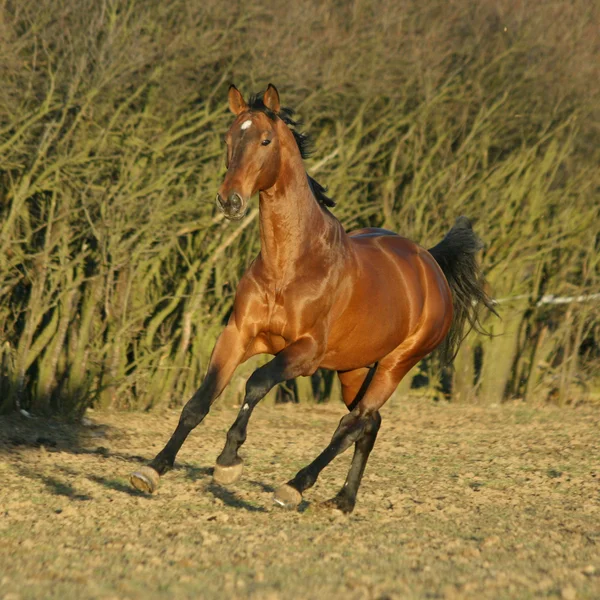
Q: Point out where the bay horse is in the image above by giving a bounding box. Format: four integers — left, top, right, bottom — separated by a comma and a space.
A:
130, 84, 496, 513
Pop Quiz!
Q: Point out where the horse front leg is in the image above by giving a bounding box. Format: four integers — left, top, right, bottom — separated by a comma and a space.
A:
212, 336, 321, 485
129, 322, 249, 493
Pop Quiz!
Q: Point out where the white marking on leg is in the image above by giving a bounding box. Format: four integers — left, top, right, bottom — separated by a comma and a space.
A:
242, 403, 249, 411
240, 120, 252, 130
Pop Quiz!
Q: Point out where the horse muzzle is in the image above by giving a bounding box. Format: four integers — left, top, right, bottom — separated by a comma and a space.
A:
215, 192, 247, 220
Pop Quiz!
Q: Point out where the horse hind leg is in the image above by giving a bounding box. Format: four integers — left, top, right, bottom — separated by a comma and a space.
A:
274, 355, 421, 512
321, 410, 381, 513
316, 366, 379, 511
273, 365, 391, 511
273, 405, 370, 509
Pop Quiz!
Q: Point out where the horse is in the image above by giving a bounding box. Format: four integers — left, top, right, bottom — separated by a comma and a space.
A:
130, 84, 496, 513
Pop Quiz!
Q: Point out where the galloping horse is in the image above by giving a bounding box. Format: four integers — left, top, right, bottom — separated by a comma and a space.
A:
130, 84, 496, 513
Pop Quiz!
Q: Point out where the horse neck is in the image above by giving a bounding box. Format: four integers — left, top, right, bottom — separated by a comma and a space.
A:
258, 151, 331, 279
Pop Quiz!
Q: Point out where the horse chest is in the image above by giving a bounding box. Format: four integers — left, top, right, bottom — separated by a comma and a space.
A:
264, 287, 294, 329
261, 279, 322, 336
245, 290, 294, 355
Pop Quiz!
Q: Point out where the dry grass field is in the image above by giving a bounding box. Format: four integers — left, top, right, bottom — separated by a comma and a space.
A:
2, 2, 599, 598
1, 398, 599, 599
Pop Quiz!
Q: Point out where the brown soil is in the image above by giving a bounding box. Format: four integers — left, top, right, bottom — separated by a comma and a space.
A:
1, 399, 599, 599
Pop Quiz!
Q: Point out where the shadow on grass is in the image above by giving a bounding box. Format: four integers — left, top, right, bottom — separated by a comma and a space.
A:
87, 474, 150, 497
0, 412, 153, 466
248, 479, 276, 493
88, 465, 212, 497
205, 482, 267, 513
3, 412, 273, 510
0, 412, 117, 455
181, 464, 213, 482
13, 465, 92, 501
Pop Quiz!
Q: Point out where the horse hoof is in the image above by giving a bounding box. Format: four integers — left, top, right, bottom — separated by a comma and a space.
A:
213, 460, 244, 485
273, 483, 302, 509
130, 466, 160, 494
320, 495, 355, 514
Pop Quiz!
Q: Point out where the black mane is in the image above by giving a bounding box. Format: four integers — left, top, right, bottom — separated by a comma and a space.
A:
247, 93, 336, 209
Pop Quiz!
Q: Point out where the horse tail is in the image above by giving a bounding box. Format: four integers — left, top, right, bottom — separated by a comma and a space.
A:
428, 216, 498, 363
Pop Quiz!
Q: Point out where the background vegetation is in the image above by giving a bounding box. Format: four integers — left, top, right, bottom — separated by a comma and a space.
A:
0, 0, 598, 416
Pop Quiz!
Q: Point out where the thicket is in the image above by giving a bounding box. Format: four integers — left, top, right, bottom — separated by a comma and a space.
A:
1, 0, 598, 416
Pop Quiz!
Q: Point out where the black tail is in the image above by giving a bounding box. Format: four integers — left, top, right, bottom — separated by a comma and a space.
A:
428, 216, 498, 363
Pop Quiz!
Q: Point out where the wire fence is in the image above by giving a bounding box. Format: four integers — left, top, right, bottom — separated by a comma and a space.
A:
493, 293, 600, 307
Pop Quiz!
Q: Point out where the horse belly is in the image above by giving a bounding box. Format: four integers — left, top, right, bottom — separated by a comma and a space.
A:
320, 239, 431, 371
322, 286, 414, 371
321, 331, 404, 371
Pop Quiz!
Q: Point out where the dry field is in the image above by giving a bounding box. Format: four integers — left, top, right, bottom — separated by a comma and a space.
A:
1, 398, 599, 599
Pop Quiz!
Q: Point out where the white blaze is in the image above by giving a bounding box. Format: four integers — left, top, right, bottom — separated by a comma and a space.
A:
240, 120, 253, 130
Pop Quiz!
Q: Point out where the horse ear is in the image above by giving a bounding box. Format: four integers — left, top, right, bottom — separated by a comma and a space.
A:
263, 83, 280, 113
228, 85, 247, 115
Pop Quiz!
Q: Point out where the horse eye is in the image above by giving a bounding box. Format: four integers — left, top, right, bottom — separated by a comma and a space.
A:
261, 139, 271, 146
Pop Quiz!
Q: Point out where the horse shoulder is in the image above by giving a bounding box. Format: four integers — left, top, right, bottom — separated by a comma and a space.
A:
231, 267, 268, 333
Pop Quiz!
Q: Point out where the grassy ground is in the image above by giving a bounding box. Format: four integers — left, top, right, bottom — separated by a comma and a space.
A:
1, 398, 599, 599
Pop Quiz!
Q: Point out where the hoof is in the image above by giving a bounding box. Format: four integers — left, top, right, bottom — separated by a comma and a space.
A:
213, 460, 244, 485
320, 495, 356, 514
130, 466, 160, 494
273, 483, 302, 509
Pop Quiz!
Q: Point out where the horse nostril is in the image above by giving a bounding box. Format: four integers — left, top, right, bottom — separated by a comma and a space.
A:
229, 193, 242, 210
